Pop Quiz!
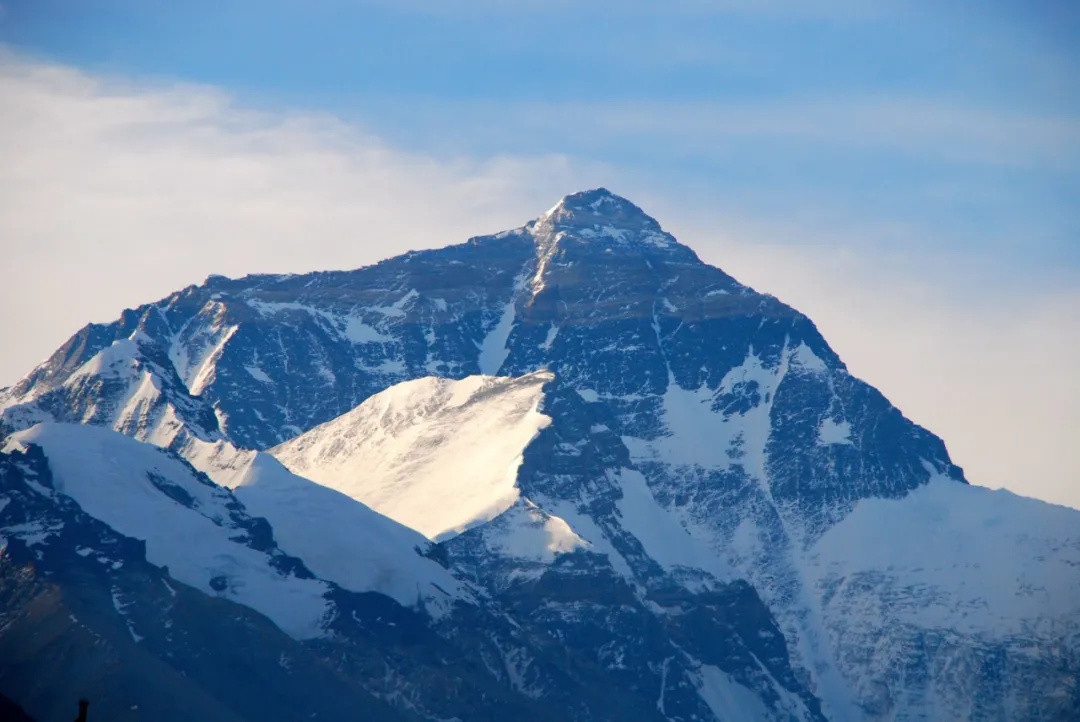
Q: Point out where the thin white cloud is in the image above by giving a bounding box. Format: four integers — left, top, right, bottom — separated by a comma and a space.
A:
0, 53, 1076, 511
367, 95, 1080, 169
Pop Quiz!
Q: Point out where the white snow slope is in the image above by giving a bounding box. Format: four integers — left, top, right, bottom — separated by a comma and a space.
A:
808, 473, 1080, 718
4, 422, 463, 633
227, 451, 463, 610
270, 371, 554, 541
4, 423, 331, 639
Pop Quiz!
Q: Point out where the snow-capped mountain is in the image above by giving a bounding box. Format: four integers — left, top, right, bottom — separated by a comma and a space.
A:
2, 189, 1077, 721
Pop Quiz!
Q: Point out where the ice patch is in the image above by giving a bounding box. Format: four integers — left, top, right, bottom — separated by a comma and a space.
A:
624, 347, 792, 485
245, 365, 272, 383
246, 299, 392, 345
576, 388, 599, 403
540, 323, 559, 351
342, 316, 391, 344
695, 665, 771, 721
369, 289, 418, 318
790, 342, 828, 373
483, 499, 589, 563
818, 418, 852, 445
478, 295, 518, 375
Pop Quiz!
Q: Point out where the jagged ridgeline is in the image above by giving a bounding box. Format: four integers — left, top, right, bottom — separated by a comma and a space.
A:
2, 189, 1078, 722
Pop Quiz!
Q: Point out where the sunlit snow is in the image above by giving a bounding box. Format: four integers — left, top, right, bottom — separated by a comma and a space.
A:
271, 371, 554, 541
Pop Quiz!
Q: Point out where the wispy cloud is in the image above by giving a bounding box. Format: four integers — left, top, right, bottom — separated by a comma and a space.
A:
364, 95, 1080, 170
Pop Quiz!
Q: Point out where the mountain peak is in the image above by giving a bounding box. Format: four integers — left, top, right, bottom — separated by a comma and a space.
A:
530, 188, 678, 254
538, 188, 662, 234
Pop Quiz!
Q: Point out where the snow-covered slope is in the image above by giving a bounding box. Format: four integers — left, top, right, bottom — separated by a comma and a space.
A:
2, 423, 461, 628
807, 475, 1080, 718
271, 371, 554, 541
227, 451, 463, 608
3, 423, 331, 639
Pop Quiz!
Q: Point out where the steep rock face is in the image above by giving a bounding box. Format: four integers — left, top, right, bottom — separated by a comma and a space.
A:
436, 378, 827, 721
2, 233, 533, 450
2, 189, 1077, 720
0, 332, 221, 451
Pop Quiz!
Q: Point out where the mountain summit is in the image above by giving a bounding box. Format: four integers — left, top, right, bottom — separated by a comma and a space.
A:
537, 187, 664, 233
2, 191, 1077, 721
528, 188, 683, 264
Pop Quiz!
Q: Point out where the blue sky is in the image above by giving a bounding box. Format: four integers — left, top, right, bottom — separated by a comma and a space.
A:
5, 0, 1077, 272
0, 1, 1077, 507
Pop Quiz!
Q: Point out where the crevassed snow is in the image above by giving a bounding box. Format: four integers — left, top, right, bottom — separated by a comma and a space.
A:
4, 423, 331, 639
801, 474, 1080, 717
270, 372, 553, 541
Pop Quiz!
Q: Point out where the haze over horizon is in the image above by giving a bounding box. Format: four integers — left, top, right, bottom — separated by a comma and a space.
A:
0, 1, 1076, 509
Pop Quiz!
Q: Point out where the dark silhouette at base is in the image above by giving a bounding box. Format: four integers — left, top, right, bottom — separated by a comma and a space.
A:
0, 691, 35, 721
74, 698, 88, 722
